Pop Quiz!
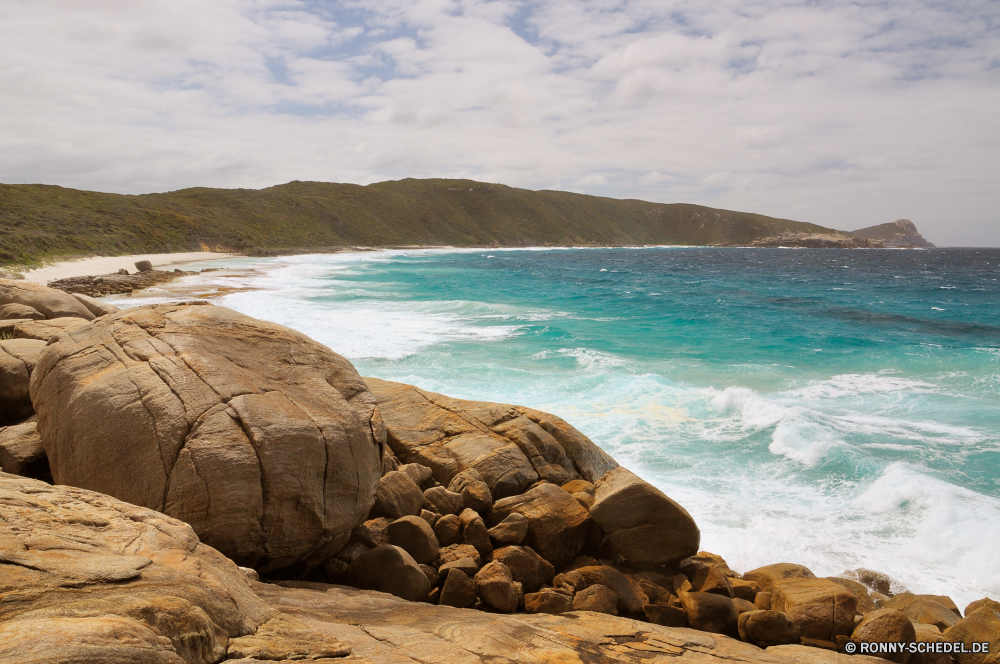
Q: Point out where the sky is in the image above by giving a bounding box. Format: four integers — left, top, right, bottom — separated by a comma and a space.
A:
1, 1, 998, 246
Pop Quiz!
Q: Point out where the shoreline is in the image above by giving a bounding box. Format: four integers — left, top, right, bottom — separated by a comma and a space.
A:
17, 251, 238, 284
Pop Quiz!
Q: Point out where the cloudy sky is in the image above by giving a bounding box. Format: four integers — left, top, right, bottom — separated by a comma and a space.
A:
1, 1, 998, 245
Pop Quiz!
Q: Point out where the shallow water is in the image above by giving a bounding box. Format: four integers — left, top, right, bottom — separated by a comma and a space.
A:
119, 247, 1000, 607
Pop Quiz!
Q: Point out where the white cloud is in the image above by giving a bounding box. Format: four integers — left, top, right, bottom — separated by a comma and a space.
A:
0, 0, 997, 244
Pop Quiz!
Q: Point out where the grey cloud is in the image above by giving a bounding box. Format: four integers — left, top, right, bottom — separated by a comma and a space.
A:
0, 0, 997, 244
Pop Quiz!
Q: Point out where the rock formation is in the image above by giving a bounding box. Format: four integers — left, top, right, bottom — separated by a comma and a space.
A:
852, 219, 936, 248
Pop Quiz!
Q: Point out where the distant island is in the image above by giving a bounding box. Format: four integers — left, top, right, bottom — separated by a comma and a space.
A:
0, 178, 933, 267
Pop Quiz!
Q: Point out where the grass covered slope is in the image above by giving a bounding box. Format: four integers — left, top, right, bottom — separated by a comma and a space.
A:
0, 178, 852, 266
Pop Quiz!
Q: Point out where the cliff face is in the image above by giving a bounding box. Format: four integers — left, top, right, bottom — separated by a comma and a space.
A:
852, 219, 935, 248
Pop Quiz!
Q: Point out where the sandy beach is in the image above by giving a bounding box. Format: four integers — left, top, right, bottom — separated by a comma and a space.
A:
18, 252, 236, 284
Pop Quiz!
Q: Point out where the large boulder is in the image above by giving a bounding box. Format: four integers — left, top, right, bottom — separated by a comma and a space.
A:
589, 467, 700, 565
492, 546, 555, 593
0, 472, 278, 663
0, 418, 50, 481
387, 515, 440, 564
573, 584, 618, 615
680, 591, 739, 636
490, 482, 591, 569
738, 610, 801, 647
850, 609, 915, 663
771, 577, 857, 641
365, 378, 619, 499
474, 561, 519, 613
943, 607, 1000, 664
0, 338, 45, 425
371, 470, 425, 520
30, 303, 384, 573
0, 279, 95, 321
884, 593, 961, 631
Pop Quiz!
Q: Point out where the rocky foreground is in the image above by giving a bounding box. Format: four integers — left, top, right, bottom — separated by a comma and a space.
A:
1, 277, 997, 664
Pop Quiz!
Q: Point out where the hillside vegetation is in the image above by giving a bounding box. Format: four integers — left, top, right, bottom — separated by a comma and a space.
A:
0, 178, 858, 266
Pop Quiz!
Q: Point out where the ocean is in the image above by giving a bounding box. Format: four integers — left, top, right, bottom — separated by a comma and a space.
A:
120, 247, 1000, 607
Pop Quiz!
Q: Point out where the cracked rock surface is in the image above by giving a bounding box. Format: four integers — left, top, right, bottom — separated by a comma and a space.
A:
30, 302, 384, 573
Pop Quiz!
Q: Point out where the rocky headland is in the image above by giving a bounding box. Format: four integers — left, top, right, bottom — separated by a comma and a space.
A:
1, 277, 995, 664
852, 220, 936, 249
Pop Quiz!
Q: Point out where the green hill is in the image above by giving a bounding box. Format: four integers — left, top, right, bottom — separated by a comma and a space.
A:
0, 178, 860, 267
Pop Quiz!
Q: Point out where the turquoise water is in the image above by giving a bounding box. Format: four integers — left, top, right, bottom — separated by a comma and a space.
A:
125, 247, 1000, 606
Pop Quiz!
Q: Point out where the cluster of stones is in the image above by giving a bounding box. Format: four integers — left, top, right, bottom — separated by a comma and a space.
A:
46, 261, 202, 297
1, 277, 997, 664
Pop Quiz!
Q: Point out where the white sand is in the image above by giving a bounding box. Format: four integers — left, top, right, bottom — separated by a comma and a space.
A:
19, 252, 236, 283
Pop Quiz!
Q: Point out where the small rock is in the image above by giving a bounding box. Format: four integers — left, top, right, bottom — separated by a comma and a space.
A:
730, 578, 760, 602
691, 566, 734, 598
842, 568, 898, 597
754, 591, 772, 610
459, 508, 492, 558
462, 481, 493, 513
399, 463, 433, 487
434, 514, 462, 546
571, 492, 594, 510
573, 585, 618, 615
771, 577, 857, 642
134, 260, 153, 272
827, 577, 880, 614
474, 561, 518, 613
387, 515, 440, 564
525, 589, 574, 615
850, 609, 915, 663
438, 557, 479, 578
336, 541, 369, 564
737, 610, 801, 647
439, 568, 477, 608
561, 479, 594, 495
420, 509, 441, 528
347, 545, 431, 602
643, 603, 689, 627
436, 543, 482, 567
742, 563, 816, 593
488, 512, 529, 546
492, 546, 555, 593
681, 591, 739, 637
423, 486, 465, 515
733, 598, 756, 614
350, 518, 390, 548
419, 564, 440, 588
371, 471, 425, 520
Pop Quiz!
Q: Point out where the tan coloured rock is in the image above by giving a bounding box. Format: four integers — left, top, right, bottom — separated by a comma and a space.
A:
590, 467, 700, 565
439, 568, 477, 608
347, 545, 431, 602
399, 462, 434, 487
0, 417, 50, 481
435, 543, 482, 568
731, 578, 761, 602
490, 482, 591, 569
30, 303, 383, 573
850, 609, 916, 663
492, 545, 555, 593
387, 515, 440, 564
843, 568, 899, 597
0, 278, 96, 320
525, 588, 574, 615
943, 607, 1000, 664
372, 470, 425, 520
366, 378, 619, 499
350, 518, 390, 549
556, 565, 649, 615
743, 563, 817, 592
11, 316, 92, 341
434, 513, 462, 546
885, 593, 961, 631
910, 623, 952, 664
965, 598, 1000, 617
0, 472, 277, 663
423, 486, 465, 515
681, 591, 740, 636
828, 576, 880, 614
574, 584, 619, 615
71, 292, 122, 317
438, 557, 479, 578
459, 507, 492, 558
0, 302, 44, 320
488, 512, 529, 545
738, 610, 801, 647
766, 644, 887, 663
0, 338, 45, 425
474, 561, 519, 613
755, 591, 772, 610
691, 565, 735, 597
771, 577, 857, 641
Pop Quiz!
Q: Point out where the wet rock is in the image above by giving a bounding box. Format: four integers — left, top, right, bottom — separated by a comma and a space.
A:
387, 515, 440, 564
372, 470, 425, 521
491, 482, 591, 569
474, 561, 518, 613
439, 568, 477, 608
492, 546, 555, 593
738, 610, 802, 647
573, 585, 618, 615
842, 568, 898, 597
347, 545, 431, 602
850, 609, 915, 663
681, 591, 739, 636
31, 303, 384, 573
423, 486, 464, 515
488, 512, 529, 546
771, 577, 857, 642
589, 467, 700, 565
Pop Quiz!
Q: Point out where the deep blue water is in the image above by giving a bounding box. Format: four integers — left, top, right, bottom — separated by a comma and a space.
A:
127, 247, 1000, 605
